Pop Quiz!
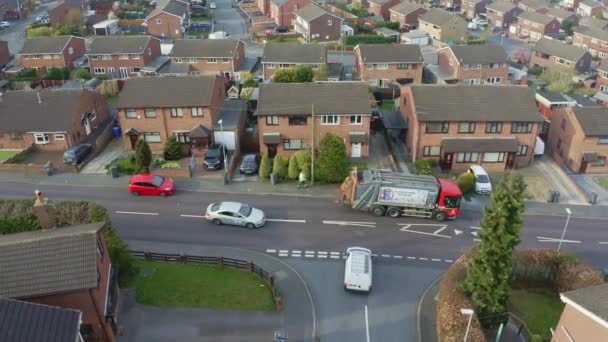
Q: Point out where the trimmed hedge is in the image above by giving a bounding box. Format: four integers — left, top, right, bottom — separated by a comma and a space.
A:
414, 159, 436, 175
344, 35, 395, 45
457, 172, 475, 194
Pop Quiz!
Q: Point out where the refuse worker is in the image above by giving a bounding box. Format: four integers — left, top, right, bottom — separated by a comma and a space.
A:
298, 170, 307, 188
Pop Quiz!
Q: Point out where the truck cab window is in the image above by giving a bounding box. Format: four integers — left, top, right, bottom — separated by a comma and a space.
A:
444, 196, 461, 209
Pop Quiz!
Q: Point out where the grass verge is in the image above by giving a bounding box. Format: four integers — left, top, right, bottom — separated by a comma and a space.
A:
594, 176, 608, 191
350, 160, 368, 171
0, 150, 19, 162
135, 260, 276, 311
267, 37, 300, 43
509, 288, 564, 340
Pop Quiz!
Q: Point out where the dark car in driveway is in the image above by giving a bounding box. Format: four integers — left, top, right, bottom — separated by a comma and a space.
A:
239, 154, 259, 174
203, 143, 225, 170
63, 144, 93, 164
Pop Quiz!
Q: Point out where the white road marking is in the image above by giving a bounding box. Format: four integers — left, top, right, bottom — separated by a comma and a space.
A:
330, 255, 340, 259
180, 214, 205, 218
453, 229, 463, 235
469, 226, 481, 230
305, 254, 315, 258
471, 231, 479, 237
279, 253, 288, 257
399, 229, 452, 239
279, 250, 289, 253
265, 219, 306, 223
372, 254, 378, 257
473, 239, 481, 242
537, 236, 581, 244
116, 211, 158, 216
365, 305, 371, 342
318, 251, 328, 255
407, 256, 416, 260
433, 226, 448, 235
444, 259, 454, 263
305, 250, 315, 254
419, 257, 429, 261
330, 252, 341, 255
323, 220, 376, 228
318, 254, 328, 259
398, 224, 451, 238
292, 250, 301, 254
600, 242, 608, 245
292, 254, 301, 258
266, 249, 276, 253
381, 254, 391, 258
431, 258, 441, 262
393, 255, 403, 259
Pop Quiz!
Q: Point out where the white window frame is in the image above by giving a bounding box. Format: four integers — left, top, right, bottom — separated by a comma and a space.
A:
376, 64, 388, 70
222, 58, 230, 64
191, 107, 203, 117
187, 57, 197, 64
350, 115, 363, 125
119, 54, 129, 60
266, 115, 279, 125
54, 133, 65, 141
321, 115, 340, 125
34, 133, 50, 144
423, 146, 441, 156
143, 132, 162, 143
366, 64, 374, 70
267, 63, 277, 69
156, 18, 161, 24
207, 57, 217, 63
174, 58, 183, 63
170, 108, 183, 117
600, 51, 608, 59
144, 108, 156, 118
130, 54, 140, 59
125, 109, 137, 118
93, 67, 105, 74
482, 152, 506, 162
328, 19, 332, 26
101, 55, 112, 60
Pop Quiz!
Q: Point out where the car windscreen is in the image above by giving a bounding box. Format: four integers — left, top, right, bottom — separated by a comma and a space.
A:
206, 148, 221, 158
151, 176, 165, 187
444, 196, 461, 209
210, 203, 221, 212
239, 205, 252, 217
476, 174, 490, 183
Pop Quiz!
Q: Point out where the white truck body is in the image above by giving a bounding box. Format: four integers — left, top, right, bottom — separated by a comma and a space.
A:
377, 187, 431, 207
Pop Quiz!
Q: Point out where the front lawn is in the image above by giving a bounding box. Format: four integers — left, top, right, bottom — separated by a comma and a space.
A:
380, 100, 395, 111
135, 260, 276, 311
267, 36, 300, 43
594, 176, 608, 191
350, 160, 368, 171
0, 150, 19, 162
509, 288, 564, 340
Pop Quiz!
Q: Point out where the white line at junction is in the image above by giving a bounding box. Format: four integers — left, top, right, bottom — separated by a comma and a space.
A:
116, 211, 159, 216
265, 219, 307, 223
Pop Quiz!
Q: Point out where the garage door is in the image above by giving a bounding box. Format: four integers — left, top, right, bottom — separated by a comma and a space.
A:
214, 131, 236, 150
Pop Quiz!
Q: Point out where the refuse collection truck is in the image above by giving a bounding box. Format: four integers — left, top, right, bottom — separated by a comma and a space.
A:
340, 169, 462, 221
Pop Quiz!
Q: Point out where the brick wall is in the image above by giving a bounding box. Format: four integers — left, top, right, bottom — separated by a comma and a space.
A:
437, 48, 509, 84
368, 0, 400, 20
20, 37, 86, 71
89, 39, 161, 77
271, 0, 311, 26
573, 32, 608, 60
147, 12, 184, 39
306, 13, 342, 42
514, 17, 560, 40
173, 41, 245, 76
595, 70, 608, 91
355, 49, 423, 84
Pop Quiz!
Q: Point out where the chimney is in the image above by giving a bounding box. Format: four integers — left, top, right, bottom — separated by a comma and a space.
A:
37, 91, 42, 104
33, 190, 57, 230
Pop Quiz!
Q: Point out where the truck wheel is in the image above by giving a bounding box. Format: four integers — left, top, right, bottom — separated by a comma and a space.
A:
434, 212, 447, 222
371, 205, 385, 216
386, 207, 401, 218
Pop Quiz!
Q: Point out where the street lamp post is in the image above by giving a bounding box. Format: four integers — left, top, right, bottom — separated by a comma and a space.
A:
218, 119, 227, 178
460, 308, 475, 342
557, 207, 572, 253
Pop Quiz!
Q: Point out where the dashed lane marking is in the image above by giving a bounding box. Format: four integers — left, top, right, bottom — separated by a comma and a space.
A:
445, 259, 454, 263
419, 257, 428, 261
116, 211, 159, 216
407, 256, 416, 260
537, 236, 582, 244
180, 214, 205, 218
265, 250, 454, 263
381, 254, 391, 258
265, 219, 307, 223
322, 220, 376, 228
393, 255, 403, 259
431, 258, 441, 262
266, 249, 276, 253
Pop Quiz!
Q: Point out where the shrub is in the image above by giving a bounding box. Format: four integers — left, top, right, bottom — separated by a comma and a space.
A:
294, 150, 312, 171
43, 67, 69, 80
528, 66, 544, 76
457, 172, 475, 194
163, 136, 183, 160
301, 162, 311, 180
135, 140, 152, 174
159, 161, 181, 169
74, 69, 91, 80
243, 78, 258, 88
259, 152, 271, 178
27, 26, 52, 38
316, 133, 350, 183
344, 35, 395, 46
273, 155, 288, 179
414, 159, 436, 174
288, 154, 299, 179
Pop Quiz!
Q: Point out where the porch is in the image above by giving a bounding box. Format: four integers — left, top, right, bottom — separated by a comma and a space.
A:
439, 137, 519, 173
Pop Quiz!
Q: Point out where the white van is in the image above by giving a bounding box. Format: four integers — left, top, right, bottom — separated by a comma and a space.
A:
344, 247, 373, 293
468, 165, 492, 194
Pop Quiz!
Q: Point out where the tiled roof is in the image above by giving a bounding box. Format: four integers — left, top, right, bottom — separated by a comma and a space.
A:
257, 82, 371, 115
407, 85, 542, 122
356, 44, 423, 63
571, 106, 608, 136
518, 0, 549, 9
117, 76, 219, 108
419, 8, 465, 26
545, 7, 576, 20
0, 222, 105, 298
262, 43, 326, 64
448, 44, 508, 65
578, 16, 608, 29
574, 25, 608, 42
146, 0, 187, 19
533, 37, 588, 62
294, 3, 340, 22
579, 0, 603, 7
486, 0, 517, 13
518, 11, 556, 25
561, 283, 608, 323
389, 2, 424, 16
170, 39, 241, 58
368, 0, 394, 5
0, 297, 81, 342
19, 36, 75, 54
88, 35, 155, 54
441, 137, 519, 153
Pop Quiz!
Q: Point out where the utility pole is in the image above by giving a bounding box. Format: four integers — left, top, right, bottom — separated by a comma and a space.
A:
310, 103, 315, 186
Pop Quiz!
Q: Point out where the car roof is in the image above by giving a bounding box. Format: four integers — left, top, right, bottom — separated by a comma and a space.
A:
216, 201, 244, 212
243, 154, 257, 161
347, 247, 372, 255
130, 174, 155, 182
469, 165, 488, 175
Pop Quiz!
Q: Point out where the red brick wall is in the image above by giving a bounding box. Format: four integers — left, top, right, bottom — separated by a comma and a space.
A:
89, 38, 161, 77
0, 41, 10, 66
389, 8, 427, 27
438, 48, 511, 85
530, 51, 591, 73
20, 37, 86, 71
355, 48, 423, 84
147, 12, 184, 39
271, 0, 312, 26
174, 41, 245, 76
514, 17, 560, 40
368, 0, 401, 20
595, 70, 608, 91
573, 32, 608, 60
307, 14, 342, 42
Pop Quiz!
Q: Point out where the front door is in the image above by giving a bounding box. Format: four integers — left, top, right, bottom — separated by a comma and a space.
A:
579, 160, 588, 173
441, 153, 453, 171
267, 144, 277, 158
119, 67, 129, 78
351, 143, 362, 158
107, 67, 115, 78
129, 134, 138, 150
83, 118, 91, 135
506, 152, 515, 169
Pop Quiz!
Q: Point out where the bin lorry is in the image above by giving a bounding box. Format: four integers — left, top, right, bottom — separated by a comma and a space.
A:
340, 169, 462, 221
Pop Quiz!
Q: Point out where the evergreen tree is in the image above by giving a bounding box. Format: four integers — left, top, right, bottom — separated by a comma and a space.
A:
164, 136, 183, 160
273, 69, 296, 82
294, 65, 314, 82
288, 154, 299, 179
135, 140, 152, 174
259, 152, 271, 178
460, 172, 527, 324
273, 155, 288, 179
294, 150, 312, 171
316, 133, 350, 183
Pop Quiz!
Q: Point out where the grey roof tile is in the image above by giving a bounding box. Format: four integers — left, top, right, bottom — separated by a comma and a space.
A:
579, 0, 603, 7
561, 283, 608, 322
447, 44, 508, 65
486, 0, 518, 13
389, 2, 425, 16
147, 0, 187, 19
418, 8, 466, 26
0, 297, 81, 342
257, 82, 371, 115
518, 0, 549, 9
117, 76, 220, 108
408, 85, 543, 122
262, 43, 326, 64
533, 37, 588, 62
0, 222, 105, 298
19, 36, 76, 54
213, 100, 247, 130
170, 39, 241, 58
545, 7, 577, 20
574, 25, 608, 42
518, 11, 556, 25
356, 44, 423, 63
571, 106, 608, 136
578, 16, 608, 30
294, 3, 340, 21
88, 36, 155, 54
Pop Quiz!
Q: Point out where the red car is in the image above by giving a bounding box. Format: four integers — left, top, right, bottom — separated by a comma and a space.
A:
128, 174, 175, 196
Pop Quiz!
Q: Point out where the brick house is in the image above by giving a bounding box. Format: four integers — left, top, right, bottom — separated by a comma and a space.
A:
418, 8, 468, 43
270, 0, 312, 27
169, 39, 246, 77
261, 43, 326, 80
294, 3, 343, 43
509, 11, 561, 41
530, 37, 591, 73
595, 65, 608, 92
116, 76, 226, 151
367, 0, 401, 20
439, 0, 461, 9
354, 43, 424, 87
90, 0, 113, 16
576, 0, 606, 17
486, 1, 523, 29
257, 0, 271, 16
145, 0, 189, 39
256, 82, 372, 158
389, 2, 427, 29
578, 16, 608, 30
547, 106, 608, 173
545, 7, 580, 25
0, 88, 113, 151
18, 36, 86, 72
573, 26, 608, 59
0, 40, 10, 67
87, 36, 162, 78
0, 297, 84, 342
48, 2, 82, 27
517, 0, 549, 13
400, 85, 543, 172
552, 284, 608, 341
0, 222, 119, 342
436, 44, 510, 84
461, 0, 492, 20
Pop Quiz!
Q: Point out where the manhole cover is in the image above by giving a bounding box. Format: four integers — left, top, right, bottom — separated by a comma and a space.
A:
140, 267, 156, 278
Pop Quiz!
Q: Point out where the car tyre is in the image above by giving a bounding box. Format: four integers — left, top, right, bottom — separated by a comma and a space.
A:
212, 218, 222, 225
159, 192, 166, 197
434, 211, 447, 222
131, 191, 140, 196
246, 222, 256, 229
386, 207, 401, 218
371, 205, 385, 216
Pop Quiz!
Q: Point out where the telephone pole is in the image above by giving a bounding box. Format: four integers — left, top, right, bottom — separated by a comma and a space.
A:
310, 103, 315, 186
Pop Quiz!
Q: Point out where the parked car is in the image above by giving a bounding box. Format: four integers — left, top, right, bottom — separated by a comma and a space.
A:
274, 25, 289, 33
62, 144, 93, 164
35, 14, 48, 22
203, 143, 225, 170
191, 4, 205, 12
472, 17, 488, 26
468, 165, 492, 194
209, 2, 216, 9
205, 201, 266, 228
239, 154, 259, 174
128, 174, 176, 196
344, 247, 373, 293
190, 22, 210, 30
0, 21, 11, 29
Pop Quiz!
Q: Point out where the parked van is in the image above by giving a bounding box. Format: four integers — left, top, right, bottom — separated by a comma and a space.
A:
468, 165, 492, 194
344, 247, 373, 293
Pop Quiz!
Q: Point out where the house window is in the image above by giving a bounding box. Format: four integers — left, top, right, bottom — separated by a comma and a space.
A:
561, 119, 567, 130
54, 134, 65, 140
600, 51, 608, 59
125, 109, 137, 118
463, 78, 481, 85
464, 64, 481, 70
328, 19, 332, 26
425, 122, 449, 133
175, 132, 190, 143
143, 132, 162, 143
482, 152, 505, 162
321, 115, 340, 125
458, 122, 476, 133
512, 122, 533, 133
207, 58, 217, 63
397, 63, 408, 69
130, 54, 140, 59
456, 152, 479, 163
366, 64, 374, 70
119, 54, 129, 60
30, 54, 40, 59
191, 107, 203, 117
156, 18, 161, 24
598, 136, 608, 144
93, 67, 105, 74
517, 145, 528, 156
267, 63, 277, 69
90, 55, 100, 60
289, 116, 307, 125
174, 58, 183, 63
144, 108, 156, 118
187, 58, 196, 64
266, 115, 279, 125
485, 122, 503, 133
97, 239, 104, 258
11, 133, 23, 140
376, 64, 388, 70
222, 58, 230, 63
170, 108, 183, 117
129, 67, 141, 73
101, 55, 112, 60
485, 77, 502, 84
412, 64, 418, 69
350, 115, 362, 125
283, 139, 306, 150
423, 146, 441, 156
34, 133, 49, 144
42, 54, 52, 59
80, 325, 94, 338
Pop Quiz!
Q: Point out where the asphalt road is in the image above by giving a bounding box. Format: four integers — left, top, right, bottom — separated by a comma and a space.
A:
0, 1, 59, 53
212, 0, 248, 40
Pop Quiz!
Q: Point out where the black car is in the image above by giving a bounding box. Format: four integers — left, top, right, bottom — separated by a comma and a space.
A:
203, 143, 225, 170
63, 144, 93, 164
274, 26, 289, 33
191, 4, 205, 12
239, 154, 259, 174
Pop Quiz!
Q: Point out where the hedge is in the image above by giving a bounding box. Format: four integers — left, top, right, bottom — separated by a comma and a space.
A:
344, 35, 395, 45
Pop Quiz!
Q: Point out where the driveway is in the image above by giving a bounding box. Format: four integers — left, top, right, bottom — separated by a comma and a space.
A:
80, 138, 125, 174
0, 1, 59, 53
570, 174, 608, 205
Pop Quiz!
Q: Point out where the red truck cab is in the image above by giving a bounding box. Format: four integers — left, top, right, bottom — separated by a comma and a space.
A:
437, 178, 462, 219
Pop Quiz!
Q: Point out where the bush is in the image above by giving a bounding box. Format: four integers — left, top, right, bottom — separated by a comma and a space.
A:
163, 136, 183, 161
344, 35, 395, 46
316, 133, 350, 183
464, 34, 487, 45
457, 172, 475, 194
259, 152, 271, 178
528, 66, 544, 76
301, 162, 311, 180
414, 159, 436, 174
135, 140, 152, 174
273, 155, 288, 179
74, 69, 91, 80
287, 154, 299, 180
27, 26, 52, 38
294, 150, 312, 171
43, 67, 70, 80
243, 78, 258, 88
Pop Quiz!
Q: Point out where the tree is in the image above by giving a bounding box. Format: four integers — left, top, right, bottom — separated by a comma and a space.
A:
53, 24, 83, 37
273, 68, 296, 83
43, 67, 69, 80
163, 136, 183, 160
294, 65, 313, 82
294, 150, 311, 170
135, 140, 152, 174
539, 66, 575, 93
259, 152, 271, 178
316, 133, 350, 183
74, 69, 91, 80
243, 78, 258, 88
27, 26, 52, 38
350, 3, 369, 17
460, 172, 527, 324
288, 154, 299, 179
65, 7, 83, 26
273, 155, 288, 179
560, 19, 573, 32
314, 64, 329, 81
456, 172, 475, 194
596, 11, 605, 20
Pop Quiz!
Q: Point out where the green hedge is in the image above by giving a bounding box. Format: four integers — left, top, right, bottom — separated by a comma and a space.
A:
344, 35, 395, 46
414, 159, 436, 175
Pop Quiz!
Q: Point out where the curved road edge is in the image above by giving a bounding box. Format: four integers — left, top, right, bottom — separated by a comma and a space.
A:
417, 274, 443, 342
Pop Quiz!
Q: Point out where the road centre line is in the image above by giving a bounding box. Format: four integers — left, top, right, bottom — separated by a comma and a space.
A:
279, 250, 289, 253
116, 211, 159, 216
381, 254, 391, 258
292, 250, 301, 254
393, 255, 403, 259
537, 236, 582, 243
600, 242, 608, 245
432, 258, 441, 262
365, 305, 371, 342
419, 257, 429, 261
265, 219, 307, 223
407, 256, 416, 260
266, 249, 276, 253
444, 259, 454, 263
180, 214, 205, 218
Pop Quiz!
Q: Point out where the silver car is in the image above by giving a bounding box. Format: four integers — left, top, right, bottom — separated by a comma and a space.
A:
205, 201, 266, 229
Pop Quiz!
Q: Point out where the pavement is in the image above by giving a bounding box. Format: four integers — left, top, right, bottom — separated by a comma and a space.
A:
368, 133, 393, 170
120, 241, 315, 342
80, 138, 126, 174
384, 129, 412, 174
570, 174, 608, 205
